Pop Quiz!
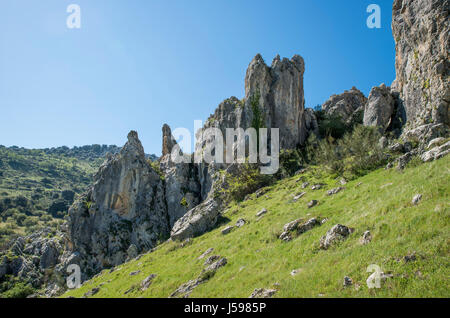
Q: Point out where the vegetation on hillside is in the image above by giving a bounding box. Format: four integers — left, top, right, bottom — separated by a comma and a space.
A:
0, 145, 115, 248
63, 155, 449, 298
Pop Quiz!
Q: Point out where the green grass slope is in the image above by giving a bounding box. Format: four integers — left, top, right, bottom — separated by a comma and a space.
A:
64, 156, 450, 298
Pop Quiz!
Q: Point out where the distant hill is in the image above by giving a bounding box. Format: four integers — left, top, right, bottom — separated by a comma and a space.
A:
0, 144, 158, 247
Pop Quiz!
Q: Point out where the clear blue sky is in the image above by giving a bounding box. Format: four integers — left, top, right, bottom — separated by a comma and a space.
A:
0, 0, 395, 155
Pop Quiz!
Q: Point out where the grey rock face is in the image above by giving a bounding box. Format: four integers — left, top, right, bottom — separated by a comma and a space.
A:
303, 108, 319, 138
322, 87, 367, 123
162, 124, 177, 156
403, 123, 449, 145
160, 125, 201, 227
202, 53, 307, 150
0, 228, 65, 290
364, 84, 396, 132
67, 131, 170, 275
39, 241, 60, 270
392, 0, 450, 127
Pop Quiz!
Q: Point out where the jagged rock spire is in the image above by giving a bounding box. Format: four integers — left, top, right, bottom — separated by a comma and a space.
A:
120, 130, 145, 158
162, 124, 177, 157
244, 53, 307, 148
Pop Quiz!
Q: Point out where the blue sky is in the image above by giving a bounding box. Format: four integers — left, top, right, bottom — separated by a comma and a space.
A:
0, 0, 395, 155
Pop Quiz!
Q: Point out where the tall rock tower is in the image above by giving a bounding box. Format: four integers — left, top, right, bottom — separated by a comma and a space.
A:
392, 0, 449, 127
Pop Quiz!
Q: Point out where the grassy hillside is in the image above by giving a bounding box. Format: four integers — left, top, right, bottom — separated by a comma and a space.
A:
64, 155, 449, 298
0, 146, 111, 247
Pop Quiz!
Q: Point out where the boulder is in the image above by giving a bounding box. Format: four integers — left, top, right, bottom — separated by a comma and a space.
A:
198, 248, 214, 260
359, 231, 372, 245
249, 288, 277, 298
256, 208, 268, 217
322, 87, 367, 123
343, 276, 353, 287
170, 198, 221, 241
141, 274, 157, 291
307, 200, 318, 208
293, 192, 306, 201
320, 224, 354, 249
327, 187, 344, 196
412, 194, 422, 205
279, 218, 320, 241
363, 84, 395, 132
221, 226, 234, 235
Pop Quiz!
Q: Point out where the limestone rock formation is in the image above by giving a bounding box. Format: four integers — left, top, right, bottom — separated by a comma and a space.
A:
203, 54, 307, 150
303, 108, 319, 138
160, 125, 201, 227
322, 87, 367, 124
392, 0, 449, 127
0, 228, 64, 292
162, 124, 177, 156
67, 131, 169, 276
364, 84, 396, 132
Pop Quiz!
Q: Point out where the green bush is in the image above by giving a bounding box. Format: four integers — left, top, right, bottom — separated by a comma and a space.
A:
315, 111, 348, 139
1, 282, 35, 298
277, 149, 304, 178
307, 125, 387, 178
222, 163, 274, 202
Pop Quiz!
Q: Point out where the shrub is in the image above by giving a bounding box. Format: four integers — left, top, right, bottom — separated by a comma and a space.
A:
307, 125, 387, 178
315, 111, 348, 139
1, 282, 35, 298
222, 163, 274, 202
277, 149, 304, 178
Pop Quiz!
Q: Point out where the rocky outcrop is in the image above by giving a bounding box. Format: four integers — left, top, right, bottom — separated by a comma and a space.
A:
0, 228, 65, 294
303, 108, 319, 138
319, 224, 354, 250
267, 55, 307, 148
204, 54, 307, 150
364, 84, 396, 132
392, 0, 449, 127
402, 123, 448, 145
322, 87, 367, 124
421, 140, 450, 162
162, 124, 177, 156
160, 125, 201, 227
67, 131, 170, 276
